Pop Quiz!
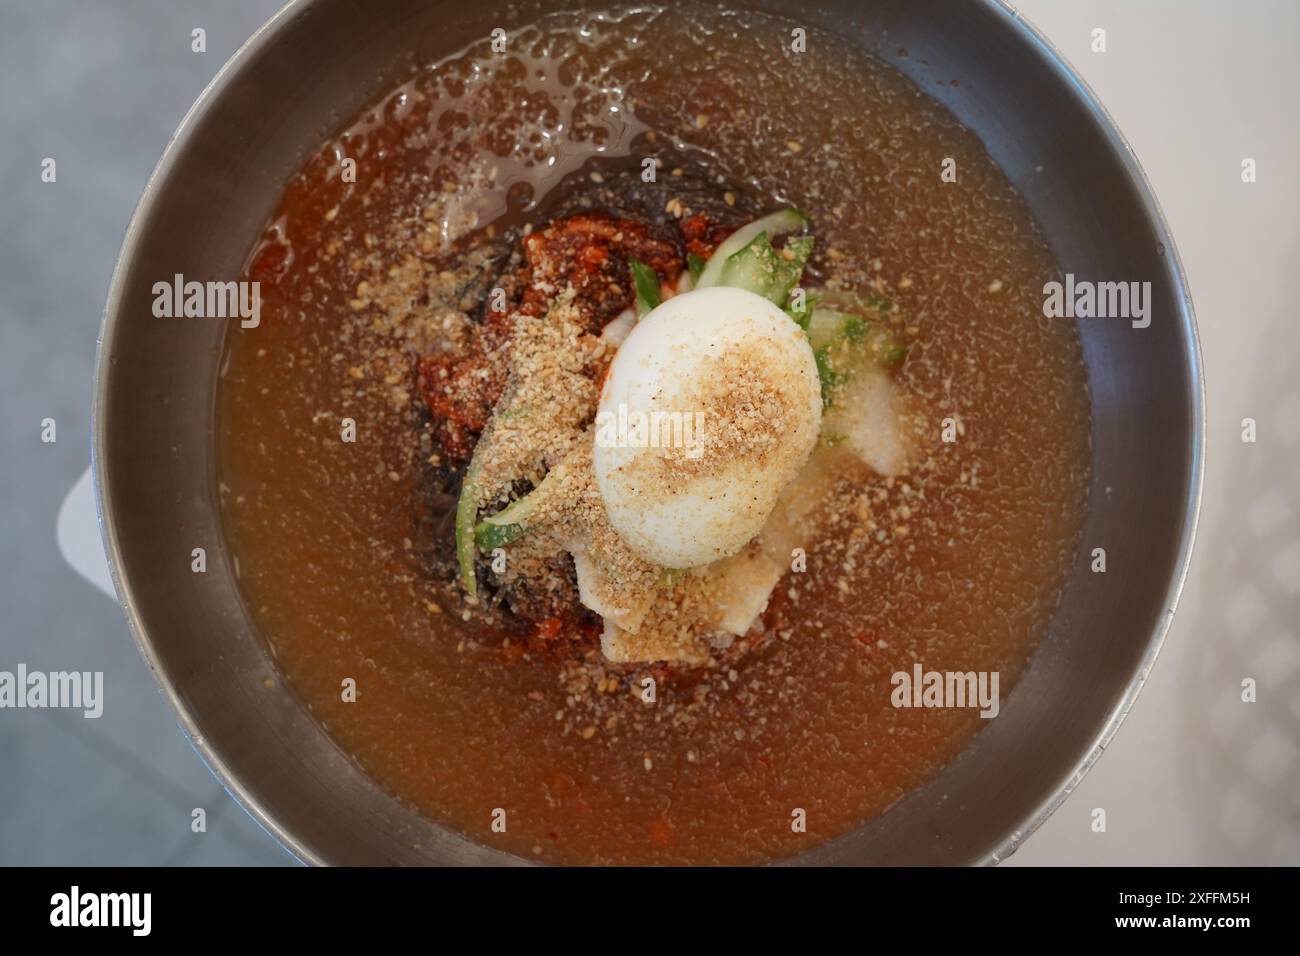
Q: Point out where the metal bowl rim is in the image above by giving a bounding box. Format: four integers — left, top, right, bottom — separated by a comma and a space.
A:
91, 0, 1206, 867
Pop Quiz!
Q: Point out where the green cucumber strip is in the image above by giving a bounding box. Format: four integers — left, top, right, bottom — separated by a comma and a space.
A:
629, 257, 662, 318
470, 463, 566, 555
713, 233, 813, 308
695, 208, 808, 289
481, 466, 562, 528
475, 521, 529, 552
687, 253, 707, 284
454, 443, 487, 596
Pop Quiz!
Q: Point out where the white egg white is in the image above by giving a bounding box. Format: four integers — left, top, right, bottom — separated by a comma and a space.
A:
593, 286, 822, 569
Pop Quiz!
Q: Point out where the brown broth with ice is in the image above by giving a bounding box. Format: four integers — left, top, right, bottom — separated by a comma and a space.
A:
217, 5, 1090, 864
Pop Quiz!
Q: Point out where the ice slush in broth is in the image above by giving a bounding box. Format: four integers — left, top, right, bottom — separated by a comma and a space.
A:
218, 4, 1090, 864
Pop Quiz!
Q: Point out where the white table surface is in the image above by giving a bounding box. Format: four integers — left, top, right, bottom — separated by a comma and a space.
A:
1002, 0, 1300, 865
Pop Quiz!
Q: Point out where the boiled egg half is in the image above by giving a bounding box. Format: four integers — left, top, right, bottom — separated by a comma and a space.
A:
593, 286, 822, 569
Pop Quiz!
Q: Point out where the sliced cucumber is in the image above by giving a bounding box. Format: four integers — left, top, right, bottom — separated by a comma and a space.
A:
806, 303, 909, 408
454, 438, 489, 596
474, 521, 529, 553
713, 232, 814, 308
471, 460, 566, 555
695, 208, 808, 289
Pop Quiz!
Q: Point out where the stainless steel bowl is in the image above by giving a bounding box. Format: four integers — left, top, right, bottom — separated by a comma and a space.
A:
94, 0, 1203, 865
